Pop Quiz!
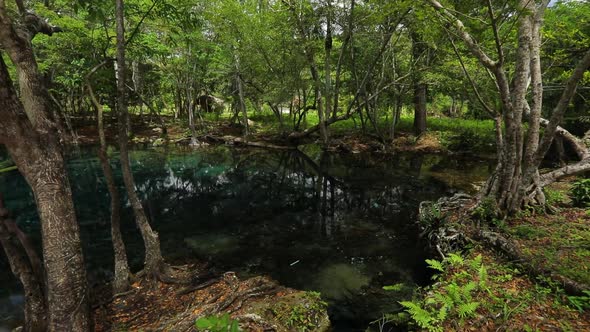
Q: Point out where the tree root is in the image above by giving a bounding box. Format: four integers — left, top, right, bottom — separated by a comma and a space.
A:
158, 273, 281, 332
418, 193, 475, 258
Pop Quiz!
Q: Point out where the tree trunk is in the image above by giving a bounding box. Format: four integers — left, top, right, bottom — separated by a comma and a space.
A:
88, 83, 131, 294
116, 0, 166, 277
412, 33, 427, 136
428, 0, 590, 215
0, 196, 47, 332
0, 8, 91, 330
234, 54, 249, 137
413, 82, 427, 136
323, 0, 333, 146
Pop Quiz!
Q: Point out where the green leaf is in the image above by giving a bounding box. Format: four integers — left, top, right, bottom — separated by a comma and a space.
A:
426, 259, 444, 272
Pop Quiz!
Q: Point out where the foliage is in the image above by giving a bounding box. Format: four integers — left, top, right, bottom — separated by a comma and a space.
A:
508, 210, 590, 286
472, 197, 499, 225
544, 188, 566, 207
567, 290, 590, 312
195, 314, 240, 332
570, 179, 590, 208
270, 291, 327, 332
396, 253, 485, 331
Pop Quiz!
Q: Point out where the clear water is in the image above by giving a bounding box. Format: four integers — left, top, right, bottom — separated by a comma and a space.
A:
0, 145, 491, 331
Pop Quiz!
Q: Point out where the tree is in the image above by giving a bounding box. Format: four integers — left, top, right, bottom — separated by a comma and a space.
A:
426, 0, 590, 215
115, 0, 170, 279
0, 1, 90, 330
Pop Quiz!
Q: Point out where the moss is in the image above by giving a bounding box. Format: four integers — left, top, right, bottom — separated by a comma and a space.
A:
247, 291, 330, 332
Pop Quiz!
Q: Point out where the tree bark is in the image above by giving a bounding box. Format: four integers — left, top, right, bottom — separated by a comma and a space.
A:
413, 82, 427, 136
411, 32, 427, 136
0, 5, 90, 329
87, 82, 131, 294
116, 0, 166, 277
0, 196, 47, 332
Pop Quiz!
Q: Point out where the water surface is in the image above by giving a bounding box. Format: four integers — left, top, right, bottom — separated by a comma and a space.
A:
0, 146, 491, 330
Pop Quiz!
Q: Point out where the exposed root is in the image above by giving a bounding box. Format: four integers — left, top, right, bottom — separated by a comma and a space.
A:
418, 193, 475, 258
157, 273, 283, 332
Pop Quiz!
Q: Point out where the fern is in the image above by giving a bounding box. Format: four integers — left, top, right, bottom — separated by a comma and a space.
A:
457, 302, 480, 319
433, 293, 454, 308
400, 302, 434, 327
478, 264, 488, 288
447, 253, 464, 267
437, 304, 449, 321
469, 254, 483, 270
446, 283, 461, 302
426, 259, 444, 272
463, 281, 478, 299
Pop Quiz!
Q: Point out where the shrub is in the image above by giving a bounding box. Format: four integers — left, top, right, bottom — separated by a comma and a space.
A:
570, 179, 590, 207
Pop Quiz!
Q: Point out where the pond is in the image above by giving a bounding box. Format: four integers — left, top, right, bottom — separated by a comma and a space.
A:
0, 145, 492, 331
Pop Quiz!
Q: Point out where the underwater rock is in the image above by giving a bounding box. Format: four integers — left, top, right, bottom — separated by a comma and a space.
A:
314, 263, 370, 300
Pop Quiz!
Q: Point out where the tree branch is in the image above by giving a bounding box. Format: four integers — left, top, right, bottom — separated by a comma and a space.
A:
540, 158, 590, 187
427, 0, 497, 69
486, 0, 504, 65
448, 35, 496, 117
534, 47, 590, 165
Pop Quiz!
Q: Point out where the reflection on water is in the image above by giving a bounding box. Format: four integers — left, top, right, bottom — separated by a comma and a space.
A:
0, 146, 492, 330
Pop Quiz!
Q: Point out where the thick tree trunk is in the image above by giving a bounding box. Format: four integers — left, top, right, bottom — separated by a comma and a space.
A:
116, 0, 166, 277
88, 83, 131, 294
0, 8, 91, 330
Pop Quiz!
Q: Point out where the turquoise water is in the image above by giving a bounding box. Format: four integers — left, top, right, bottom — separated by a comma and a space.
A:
0, 146, 491, 330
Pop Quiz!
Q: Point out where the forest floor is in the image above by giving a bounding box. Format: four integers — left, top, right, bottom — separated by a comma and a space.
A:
92, 264, 330, 331
398, 181, 590, 331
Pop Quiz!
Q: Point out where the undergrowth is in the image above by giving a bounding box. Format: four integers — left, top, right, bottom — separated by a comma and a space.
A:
382, 250, 589, 331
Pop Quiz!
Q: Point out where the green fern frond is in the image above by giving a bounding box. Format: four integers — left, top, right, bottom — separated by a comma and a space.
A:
457, 302, 480, 318
426, 259, 444, 272
447, 253, 464, 267
478, 264, 488, 288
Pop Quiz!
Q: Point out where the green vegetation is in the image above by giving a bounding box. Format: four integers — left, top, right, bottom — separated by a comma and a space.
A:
269, 292, 328, 332
396, 254, 484, 332
0, 0, 589, 330
571, 179, 590, 208
508, 209, 590, 285
195, 314, 240, 332
389, 251, 589, 331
